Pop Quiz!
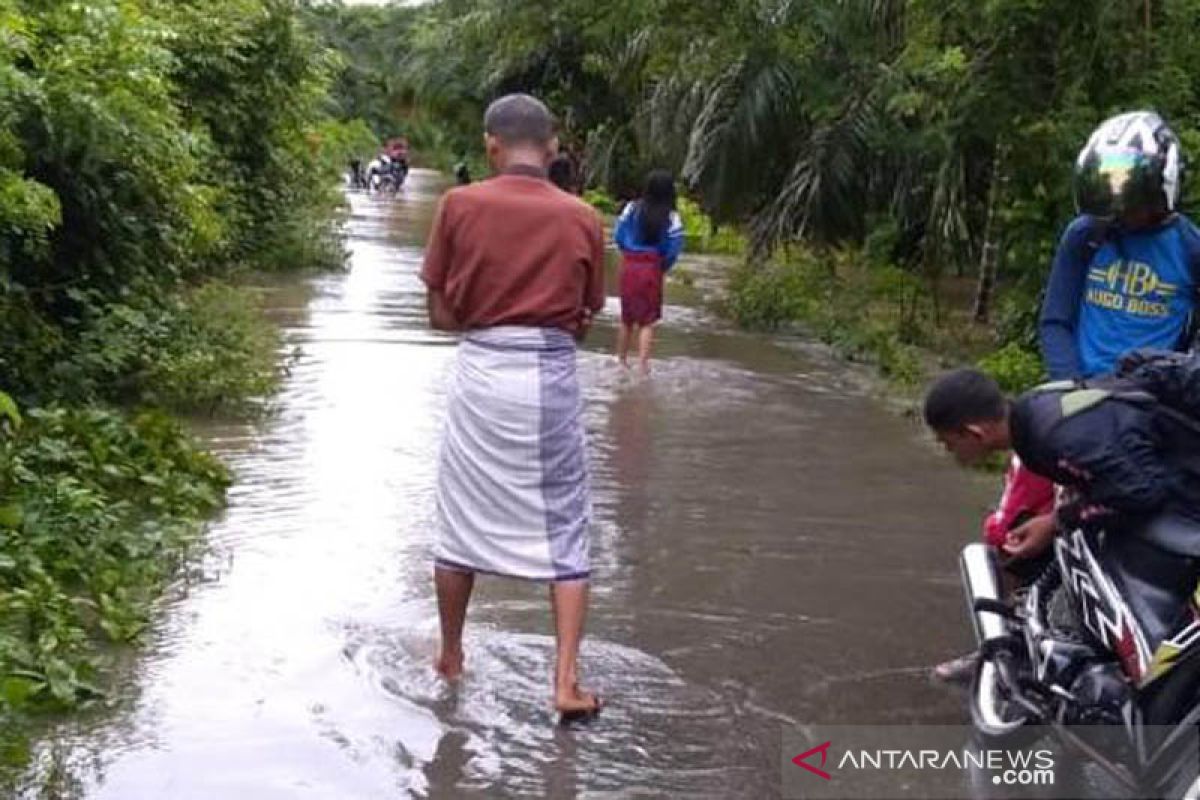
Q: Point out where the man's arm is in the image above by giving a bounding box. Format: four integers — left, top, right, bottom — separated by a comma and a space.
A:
1178, 215, 1200, 351
585, 211, 606, 314
984, 459, 1054, 547
1039, 220, 1094, 379
426, 290, 460, 332
420, 194, 460, 331
572, 211, 607, 343
1047, 406, 1169, 526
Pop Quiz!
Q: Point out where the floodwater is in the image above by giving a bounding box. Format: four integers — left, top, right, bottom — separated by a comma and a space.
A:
10, 170, 995, 799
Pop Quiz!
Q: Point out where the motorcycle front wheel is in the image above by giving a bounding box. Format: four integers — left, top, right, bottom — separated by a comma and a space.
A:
970, 656, 1037, 744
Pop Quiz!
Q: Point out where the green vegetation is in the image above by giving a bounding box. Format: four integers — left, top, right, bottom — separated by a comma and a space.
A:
725, 251, 932, 387
582, 188, 620, 217
677, 197, 747, 256
0, 399, 228, 710
0, 0, 353, 741
68, 283, 284, 416
311, 0, 1200, 392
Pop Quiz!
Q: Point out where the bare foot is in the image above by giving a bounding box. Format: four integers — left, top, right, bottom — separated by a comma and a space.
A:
555, 684, 602, 718
639, 360, 651, 376
434, 649, 464, 682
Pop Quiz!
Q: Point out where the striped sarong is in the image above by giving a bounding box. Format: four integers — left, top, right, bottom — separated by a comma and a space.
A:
435, 326, 591, 581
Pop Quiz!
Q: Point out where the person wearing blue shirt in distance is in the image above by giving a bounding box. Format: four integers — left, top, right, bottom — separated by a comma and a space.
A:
614, 170, 685, 374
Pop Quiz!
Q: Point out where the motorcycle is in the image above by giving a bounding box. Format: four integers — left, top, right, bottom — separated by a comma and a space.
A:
367, 157, 407, 197
961, 528, 1200, 798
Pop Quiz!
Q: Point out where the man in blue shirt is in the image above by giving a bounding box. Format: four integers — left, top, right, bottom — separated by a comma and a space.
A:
1021, 111, 1200, 564
1040, 111, 1200, 381
1000, 113, 1198, 565
1003, 112, 1200, 568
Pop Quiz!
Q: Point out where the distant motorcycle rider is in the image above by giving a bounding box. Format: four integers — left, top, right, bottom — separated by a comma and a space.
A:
453, 158, 471, 186
366, 150, 407, 194
385, 136, 409, 170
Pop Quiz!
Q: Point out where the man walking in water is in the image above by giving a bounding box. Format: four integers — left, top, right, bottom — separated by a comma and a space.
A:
420, 94, 606, 722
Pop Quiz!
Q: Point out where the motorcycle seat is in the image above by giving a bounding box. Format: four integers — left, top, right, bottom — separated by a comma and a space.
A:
1140, 511, 1200, 558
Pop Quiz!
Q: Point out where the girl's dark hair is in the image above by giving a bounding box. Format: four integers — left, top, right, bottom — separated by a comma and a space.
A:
548, 154, 574, 192
637, 169, 676, 245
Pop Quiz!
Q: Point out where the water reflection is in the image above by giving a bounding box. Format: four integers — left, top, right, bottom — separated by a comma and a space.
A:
9, 172, 995, 799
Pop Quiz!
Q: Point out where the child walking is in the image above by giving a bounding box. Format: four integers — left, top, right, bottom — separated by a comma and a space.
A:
615, 170, 684, 373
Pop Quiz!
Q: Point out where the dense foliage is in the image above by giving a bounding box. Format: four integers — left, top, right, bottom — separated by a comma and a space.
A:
0, 0, 351, 731
1, 0, 351, 404
312, 0, 1200, 382
0, 399, 228, 710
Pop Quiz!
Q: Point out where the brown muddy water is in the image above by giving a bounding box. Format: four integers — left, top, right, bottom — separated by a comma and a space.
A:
8, 170, 996, 799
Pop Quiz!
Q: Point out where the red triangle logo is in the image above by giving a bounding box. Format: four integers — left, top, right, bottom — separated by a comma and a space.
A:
792, 740, 833, 780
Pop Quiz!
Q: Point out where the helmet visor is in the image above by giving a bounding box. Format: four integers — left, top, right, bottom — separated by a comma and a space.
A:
1075, 148, 1165, 219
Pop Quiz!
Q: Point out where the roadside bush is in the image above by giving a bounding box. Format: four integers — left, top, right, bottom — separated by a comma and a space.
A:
677, 196, 747, 255
727, 249, 932, 387
0, 398, 228, 713
582, 188, 619, 215
978, 342, 1046, 394
65, 284, 282, 415
0, 0, 344, 744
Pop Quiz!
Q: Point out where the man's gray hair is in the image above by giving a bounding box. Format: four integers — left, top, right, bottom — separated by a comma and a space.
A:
484, 94, 555, 145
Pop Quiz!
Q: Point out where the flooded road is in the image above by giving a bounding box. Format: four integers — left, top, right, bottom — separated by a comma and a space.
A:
13, 170, 994, 798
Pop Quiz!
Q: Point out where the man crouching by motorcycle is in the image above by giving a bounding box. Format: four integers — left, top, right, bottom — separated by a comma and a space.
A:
924, 354, 1200, 652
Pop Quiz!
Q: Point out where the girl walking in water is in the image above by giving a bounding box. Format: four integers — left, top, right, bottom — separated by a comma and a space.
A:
615, 170, 684, 373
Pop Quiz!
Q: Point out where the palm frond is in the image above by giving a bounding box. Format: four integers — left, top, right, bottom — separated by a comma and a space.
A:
682, 54, 803, 223
751, 87, 881, 251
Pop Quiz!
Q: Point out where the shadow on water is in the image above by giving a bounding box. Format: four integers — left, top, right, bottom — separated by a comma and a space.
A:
7, 171, 997, 799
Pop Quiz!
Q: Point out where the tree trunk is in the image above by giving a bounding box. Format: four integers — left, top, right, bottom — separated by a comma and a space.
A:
973, 143, 1007, 324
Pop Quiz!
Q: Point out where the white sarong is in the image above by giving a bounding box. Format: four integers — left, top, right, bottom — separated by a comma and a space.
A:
435, 326, 591, 581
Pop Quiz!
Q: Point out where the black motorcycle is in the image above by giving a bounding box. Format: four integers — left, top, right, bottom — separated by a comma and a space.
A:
368, 158, 408, 196
961, 526, 1200, 798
